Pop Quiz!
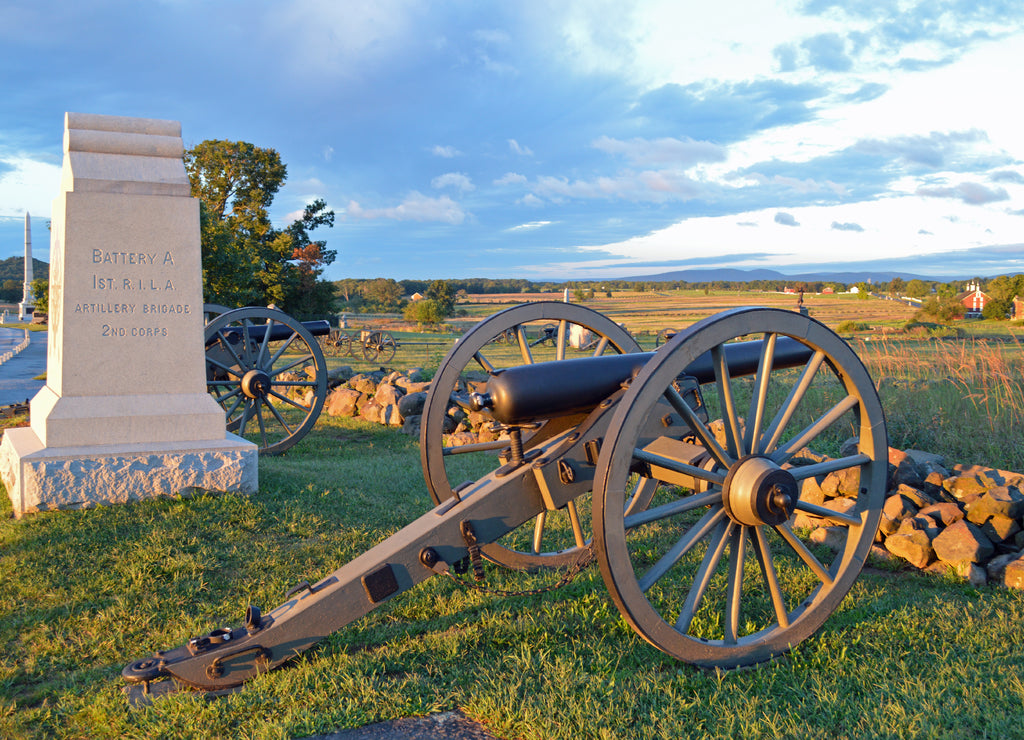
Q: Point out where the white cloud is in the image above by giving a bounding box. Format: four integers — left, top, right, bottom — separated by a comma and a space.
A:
431, 172, 475, 191
508, 139, 534, 156
323, 145, 334, 162
519, 193, 544, 207
431, 144, 461, 158
507, 220, 552, 231
345, 191, 466, 224
495, 172, 528, 185
592, 135, 726, 167
571, 195, 1024, 274
0, 155, 61, 220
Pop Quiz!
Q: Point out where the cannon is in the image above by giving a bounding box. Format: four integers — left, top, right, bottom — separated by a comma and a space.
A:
205, 306, 330, 455
125, 302, 886, 699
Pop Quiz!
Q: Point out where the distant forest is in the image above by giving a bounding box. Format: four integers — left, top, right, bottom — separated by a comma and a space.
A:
0, 257, 47, 303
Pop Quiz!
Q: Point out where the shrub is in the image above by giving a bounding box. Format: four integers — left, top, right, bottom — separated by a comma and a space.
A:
836, 320, 870, 333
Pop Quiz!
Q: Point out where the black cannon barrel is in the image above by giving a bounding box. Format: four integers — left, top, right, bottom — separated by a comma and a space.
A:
482, 337, 814, 425
209, 320, 331, 346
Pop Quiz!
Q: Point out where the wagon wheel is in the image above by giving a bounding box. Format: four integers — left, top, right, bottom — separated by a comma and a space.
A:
421, 301, 655, 571
205, 307, 328, 455
655, 328, 677, 347
203, 303, 233, 323
336, 331, 353, 357
593, 307, 886, 668
376, 331, 397, 363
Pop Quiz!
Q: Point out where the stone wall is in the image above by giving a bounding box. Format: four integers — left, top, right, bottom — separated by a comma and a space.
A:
320, 366, 1024, 590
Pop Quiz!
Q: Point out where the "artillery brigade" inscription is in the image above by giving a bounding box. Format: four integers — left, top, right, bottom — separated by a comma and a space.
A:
85, 248, 193, 338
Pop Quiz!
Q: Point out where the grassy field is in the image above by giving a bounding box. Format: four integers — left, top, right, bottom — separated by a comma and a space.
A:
2, 414, 1024, 739
3, 290, 1024, 739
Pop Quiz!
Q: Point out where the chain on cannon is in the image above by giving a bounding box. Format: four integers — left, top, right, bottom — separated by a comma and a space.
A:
123, 303, 887, 700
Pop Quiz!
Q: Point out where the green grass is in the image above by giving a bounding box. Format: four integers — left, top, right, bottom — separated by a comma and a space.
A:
3, 413, 1024, 739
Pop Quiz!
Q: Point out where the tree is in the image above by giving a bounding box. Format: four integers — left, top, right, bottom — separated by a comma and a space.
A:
360, 278, 404, 311
404, 298, 445, 327
425, 279, 455, 317
888, 277, 905, 296
981, 274, 1024, 320
31, 278, 48, 314
185, 140, 335, 313
905, 279, 929, 298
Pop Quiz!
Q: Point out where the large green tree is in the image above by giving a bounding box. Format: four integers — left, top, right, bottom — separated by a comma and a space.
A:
184, 140, 335, 316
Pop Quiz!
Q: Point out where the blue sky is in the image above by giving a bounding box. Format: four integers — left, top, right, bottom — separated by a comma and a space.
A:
1, 0, 1023, 282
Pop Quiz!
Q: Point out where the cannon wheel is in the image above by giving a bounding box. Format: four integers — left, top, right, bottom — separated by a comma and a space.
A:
362, 331, 397, 363
655, 328, 677, 347
593, 307, 887, 668
421, 301, 654, 572
205, 307, 328, 455
335, 331, 353, 357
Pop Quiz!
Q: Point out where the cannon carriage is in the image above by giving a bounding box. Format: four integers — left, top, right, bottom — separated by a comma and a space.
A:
128, 302, 886, 698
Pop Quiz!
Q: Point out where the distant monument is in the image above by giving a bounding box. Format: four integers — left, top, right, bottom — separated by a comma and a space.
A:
18, 212, 33, 321
0, 112, 257, 517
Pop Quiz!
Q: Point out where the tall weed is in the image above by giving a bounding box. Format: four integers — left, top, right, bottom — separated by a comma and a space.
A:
854, 336, 1024, 470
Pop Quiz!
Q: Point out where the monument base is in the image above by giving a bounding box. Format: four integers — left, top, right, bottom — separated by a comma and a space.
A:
0, 427, 258, 518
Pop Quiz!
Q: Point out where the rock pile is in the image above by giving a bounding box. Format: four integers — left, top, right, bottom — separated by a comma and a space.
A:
318, 367, 1024, 589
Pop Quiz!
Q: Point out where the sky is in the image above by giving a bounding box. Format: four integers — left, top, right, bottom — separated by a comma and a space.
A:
1, 0, 1023, 283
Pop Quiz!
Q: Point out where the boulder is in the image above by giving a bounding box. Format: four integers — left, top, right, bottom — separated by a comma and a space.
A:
374, 382, 405, 408
1002, 557, 1024, 590
976, 486, 1024, 519
884, 530, 935, 568
894, 483, 935, 509
397, 391, 427, 418
917, 502, 964, 527
359, 398, 384, 424
821, 466, 860, 497
932, 520, 994, 565
325, 388, 362, 417
980, 514, 1020, 544
944, 475, 988, 499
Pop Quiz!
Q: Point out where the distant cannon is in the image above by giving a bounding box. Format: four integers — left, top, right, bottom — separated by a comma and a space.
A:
204, 306, 329, 455
126, 302, 886, 698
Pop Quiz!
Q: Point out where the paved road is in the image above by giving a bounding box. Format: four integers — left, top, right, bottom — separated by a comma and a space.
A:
0, 327, 46, 406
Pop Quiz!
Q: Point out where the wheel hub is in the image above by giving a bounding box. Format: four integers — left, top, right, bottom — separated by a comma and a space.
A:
241, 369, 272, 399
723, 455, 798, 526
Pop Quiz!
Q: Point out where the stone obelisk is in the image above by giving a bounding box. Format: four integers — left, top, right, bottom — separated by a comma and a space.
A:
18, 212, 33, 321
0, 112, 258, 517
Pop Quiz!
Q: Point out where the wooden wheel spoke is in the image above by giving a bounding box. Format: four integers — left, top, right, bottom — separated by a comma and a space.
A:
675, 520, 733, 633
712, 345, 744, 458
639, 507, 726, 592
751, 525, 790, 629
744, 332, 777, 455
267, 388, 311, 412
566, 500, 587, 549
472, 350, 496, 374
591, 336, 610, 356
631, 447, 726, 487
555, 320, 568, 361
775, 522, 833, 586
793, 500, 862, 526
264, 402, 296, 436
515, 325, 534, 364
789, 453, 870, 481
760, 350, 825, 453
771, 394, 858, 466
624, 489, 723, 530
724, 525, 746, 644
269, 331, 301, 367
532, 512, 547, 553
206, 354, 244, 378
664, 386, 733, 468
212, 331, 249, 372
270, 354, 316, 377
